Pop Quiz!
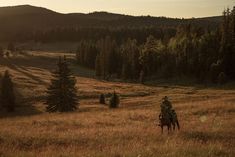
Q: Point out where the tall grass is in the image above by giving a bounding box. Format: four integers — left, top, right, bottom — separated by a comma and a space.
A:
0, 51, 234, 157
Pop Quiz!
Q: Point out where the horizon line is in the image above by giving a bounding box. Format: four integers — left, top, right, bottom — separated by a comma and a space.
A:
0, 4, 225, 19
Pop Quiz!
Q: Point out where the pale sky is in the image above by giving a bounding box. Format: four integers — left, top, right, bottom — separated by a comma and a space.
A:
0, 0, 234, 18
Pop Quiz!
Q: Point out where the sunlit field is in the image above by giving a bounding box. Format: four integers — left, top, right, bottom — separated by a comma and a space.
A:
0, 51, 234, 157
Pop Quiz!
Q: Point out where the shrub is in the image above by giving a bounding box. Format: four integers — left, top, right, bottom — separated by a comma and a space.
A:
0, 47, 4, 58
109, 91, 120, 108
7, 42, 15, 52
5, 51, 10, 58
99, 94, 105, 104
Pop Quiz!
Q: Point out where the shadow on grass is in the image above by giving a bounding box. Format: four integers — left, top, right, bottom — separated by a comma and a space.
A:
79, 106, 108, 113
181, 131, 235, 143
0, 54, 95, 79
0, 87, 43, 119
0, 58, 49, 85
0, 104, 42, 119
144, 77, 235, 90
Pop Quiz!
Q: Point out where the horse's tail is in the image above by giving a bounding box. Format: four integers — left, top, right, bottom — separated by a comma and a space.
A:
176, 119, 180, 130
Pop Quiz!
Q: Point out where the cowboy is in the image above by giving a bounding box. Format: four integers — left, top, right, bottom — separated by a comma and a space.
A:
160, 96, 172, 115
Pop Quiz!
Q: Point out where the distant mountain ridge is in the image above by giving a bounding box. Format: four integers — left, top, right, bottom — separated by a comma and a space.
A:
0, 5, 223, 42
0, 5, 59, 16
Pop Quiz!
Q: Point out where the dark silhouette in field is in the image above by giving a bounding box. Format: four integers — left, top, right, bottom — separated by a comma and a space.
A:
1, 70, 15, 112
158, 96, 180, 134
99, 93, 106, 104
46, 56, 78, 112
158, 113, 172, 134
0, 47, 3, 58
158, 111, 180, 134
109, 91, 120, 108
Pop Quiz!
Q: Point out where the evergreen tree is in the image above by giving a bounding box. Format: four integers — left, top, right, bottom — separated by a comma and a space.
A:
233, 7, 235, 46
140, 35, 165, 78
109, 91, 120, 108
46, 56, 78, 112
139, 70, 145, 84
0, 47, 4, 58
5, 51, 10, 58
1, 70, 15, 112
70, 7, 235, 82
0, 73, 1, 109
99, 94, 105, 104
95, 54, 102, 77
7, 42, 15, 52
97, 37, 108, 79
97, 36, 119, 79
0, 73, 3, 110
76, 41, 98, 68
218, 72, 227, 85
220, 7, 235, 79
209, 61, 222, 83
120, 39, 140, 79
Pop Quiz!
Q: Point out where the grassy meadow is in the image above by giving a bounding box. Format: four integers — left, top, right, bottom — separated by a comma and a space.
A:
0, 51, 234, 157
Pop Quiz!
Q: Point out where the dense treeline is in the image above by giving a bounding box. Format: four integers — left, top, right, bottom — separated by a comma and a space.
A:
76, 7, 235, 83
32, 27, 177, 44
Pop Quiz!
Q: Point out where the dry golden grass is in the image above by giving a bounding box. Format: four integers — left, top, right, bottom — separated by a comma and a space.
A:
0, 51, 234, 157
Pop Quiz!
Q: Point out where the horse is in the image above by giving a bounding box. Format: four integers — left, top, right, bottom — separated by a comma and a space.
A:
158, 113, 172, 134
158, 112, 180, 134
171, 115, 180, 131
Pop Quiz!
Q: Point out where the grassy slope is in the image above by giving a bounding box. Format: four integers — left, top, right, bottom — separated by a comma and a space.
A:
0, 51, 234, 157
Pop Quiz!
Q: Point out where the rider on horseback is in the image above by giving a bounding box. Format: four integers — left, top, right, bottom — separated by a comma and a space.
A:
158, 96, 180, 132
159, 96, 173, 120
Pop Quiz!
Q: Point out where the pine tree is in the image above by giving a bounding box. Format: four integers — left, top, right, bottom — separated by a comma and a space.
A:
218, 72, 227, 85
139, 70, 145, 84
120, 39, 140, 79
0, 47, 4, 58
220, 8, 235, 79
140, 35, 165, 78
109, 91, 120, 108
5, 51, 10, 58
99, 94, 105, 104
1, 70, 15, 112
46, 56, 78, 112
210, 61, 221, 83
7, 42, 15, 52
95, 54, 101, 77
0, 73, 1, 109
97, 37, 109, 79
97, 36, 118, 79
0, 73, 3, 110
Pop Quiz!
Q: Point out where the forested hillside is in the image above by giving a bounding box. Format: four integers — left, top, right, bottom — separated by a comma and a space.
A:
76, 7, 235, 82
0, 5, 233, 83
0, 5, 222, 42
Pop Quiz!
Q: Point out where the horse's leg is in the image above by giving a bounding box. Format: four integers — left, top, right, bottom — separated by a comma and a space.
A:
176, 119, 180, 130
161, 125, 163, 134
173, 122, 175, 131
168, 124, 171, 134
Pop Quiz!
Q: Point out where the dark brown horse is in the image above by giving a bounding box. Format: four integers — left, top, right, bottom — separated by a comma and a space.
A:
171, 115, 180, 131
158, 113, 180, 134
